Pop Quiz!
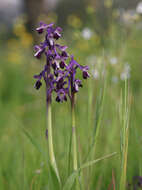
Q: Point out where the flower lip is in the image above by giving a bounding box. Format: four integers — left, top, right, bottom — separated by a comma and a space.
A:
52, 61, 59, 70
56, 89, 67, 102
53, 31, 61, 40
56, 96, 61, 102
36, 27, 44, 34
34, 45, 45, 59
61, 51, 69, 59
54, 70, 59, 77
34, 50, 43, 59
72, 79, 82, 93
83, 70, 90, 79
59, 61, 66, 69
82, 66, 90, 79
34, 80, 42, 89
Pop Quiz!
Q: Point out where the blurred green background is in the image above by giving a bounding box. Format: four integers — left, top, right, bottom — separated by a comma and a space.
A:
0, 0, 142, 189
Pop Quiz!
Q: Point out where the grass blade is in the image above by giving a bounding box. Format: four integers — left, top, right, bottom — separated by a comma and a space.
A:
63, 152, 117, 190
12, 116, 45, 156
21, 126, 44, 155
119, 79, 130, 190
48, 162, 61, 190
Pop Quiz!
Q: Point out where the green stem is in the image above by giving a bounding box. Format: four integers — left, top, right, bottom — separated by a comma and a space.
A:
72, 100, 78, 171
47, 102, 60, 182
68, 125, 73, 176
71, 94, 80, 189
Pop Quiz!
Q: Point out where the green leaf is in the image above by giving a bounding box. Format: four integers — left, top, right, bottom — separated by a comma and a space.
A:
63, 152, 117, 190
48, 163, 61, 190
21, 126, 45, 156
13, 116, 45, 156
80, 152, 117, 170
63, 171, 78, 190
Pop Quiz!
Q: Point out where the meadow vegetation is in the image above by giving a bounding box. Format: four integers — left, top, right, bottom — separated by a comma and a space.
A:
0, 12, 142, 190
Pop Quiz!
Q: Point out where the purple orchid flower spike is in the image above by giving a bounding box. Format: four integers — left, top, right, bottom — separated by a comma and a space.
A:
33, 22, 90, 104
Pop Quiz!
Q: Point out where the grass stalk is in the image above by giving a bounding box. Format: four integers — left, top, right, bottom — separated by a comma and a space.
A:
119, 79, 130, 190
72, 104, 78, 171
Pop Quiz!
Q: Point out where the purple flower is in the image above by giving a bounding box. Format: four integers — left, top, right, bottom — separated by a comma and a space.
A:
59, 61, 66, 69
133, 176, 142, 190
82, 67, 90, 79
73, 79, 82, 93
33, 22, 90, 103
53, 27, 62, 39
56, 89, 67, 102
34, 80, 42, 89
61, 51, 69, 59
34, 45, 45, 59
36, 22, 54, 34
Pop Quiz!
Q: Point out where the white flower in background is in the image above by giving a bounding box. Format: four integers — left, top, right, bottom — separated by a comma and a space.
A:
35, 169, 42, 174
112, 76, 118, 83
122, 10, 138, 24
82, 28, 93, 40
92, 69, 99, 79
110, 57, 118, 65
120, 72, 130, 80
136, 2, 142, 14
120, 63, 131, 80
124, 62, 131, 73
